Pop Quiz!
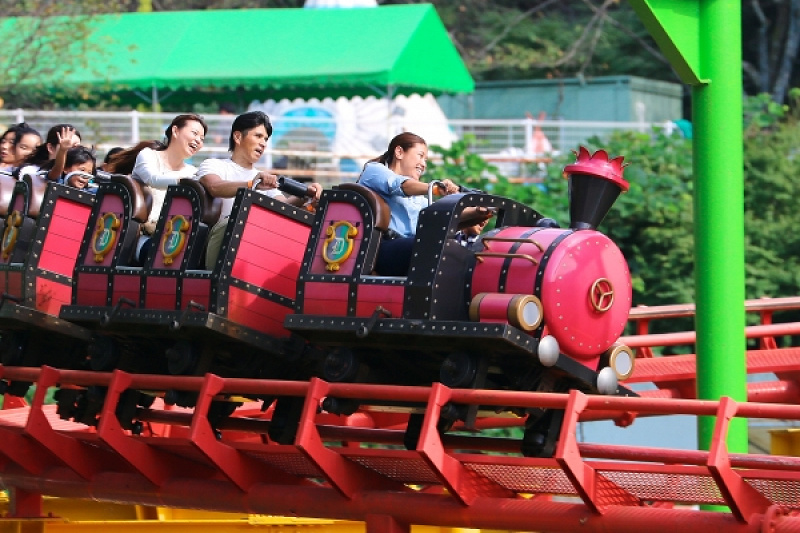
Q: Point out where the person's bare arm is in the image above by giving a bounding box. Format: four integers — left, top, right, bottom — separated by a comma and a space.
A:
47, 127, 76, 181
283, 182, 323, 207
400, 178, 458, 196
199, 171, 278, 198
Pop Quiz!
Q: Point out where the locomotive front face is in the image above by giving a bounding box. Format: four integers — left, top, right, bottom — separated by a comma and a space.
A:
470, 226, 631, 368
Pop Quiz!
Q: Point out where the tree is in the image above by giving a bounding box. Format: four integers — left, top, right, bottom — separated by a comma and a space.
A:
744, 0, 800, 104
391, 0, 672, 84
0, 0, 124, 108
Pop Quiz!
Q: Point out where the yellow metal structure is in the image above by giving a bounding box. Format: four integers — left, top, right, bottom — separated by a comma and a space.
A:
0, 495, 513, 533
770, 427, 800, 456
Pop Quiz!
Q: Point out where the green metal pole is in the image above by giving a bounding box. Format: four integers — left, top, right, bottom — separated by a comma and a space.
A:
693, 0, 747, 453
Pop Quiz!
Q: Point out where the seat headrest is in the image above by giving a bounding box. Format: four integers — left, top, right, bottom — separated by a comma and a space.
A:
179, 178, 222, 226
22, 173, 49, 219
110, 174, 153, 223
337, 182, 391, 232
0, 173, 17, 217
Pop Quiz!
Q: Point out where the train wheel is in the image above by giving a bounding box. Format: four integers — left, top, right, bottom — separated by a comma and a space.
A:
322, 347, 365, 383
439, 352, 480, 388
521, 408, 565, 457
88, 335, 121, 371
0, 331, 27, 366
320, 348, 366, 417
165, 340, 199, 375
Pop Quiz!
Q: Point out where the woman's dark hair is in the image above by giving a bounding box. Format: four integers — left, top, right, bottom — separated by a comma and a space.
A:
64, 146, 96, 175
2, 122, 41, 147
102, 114, 206, 176
164, 114, 207, 145
229, 111, 272, 151
103, 146, 124, 164
368, 132, 427, 167
19, 123, 82, 170
103, 140, 165, 175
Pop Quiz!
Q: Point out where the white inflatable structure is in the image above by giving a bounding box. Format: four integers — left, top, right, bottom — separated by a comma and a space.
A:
249, 94, 457, 174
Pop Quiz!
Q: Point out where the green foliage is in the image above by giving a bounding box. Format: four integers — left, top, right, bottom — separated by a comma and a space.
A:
743, 93, 790, 132
426, 134, 503, 188
0, 0, 126, 108
743, 113, 800, 300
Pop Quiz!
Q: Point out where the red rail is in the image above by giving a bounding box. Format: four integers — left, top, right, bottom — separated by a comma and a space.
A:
1, 365, 800, 532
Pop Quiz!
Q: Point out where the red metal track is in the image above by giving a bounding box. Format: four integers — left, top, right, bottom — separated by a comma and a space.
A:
1, 365, 800, 532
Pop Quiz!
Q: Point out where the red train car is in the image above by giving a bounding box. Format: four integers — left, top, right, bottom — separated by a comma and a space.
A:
0, 175, 95, 395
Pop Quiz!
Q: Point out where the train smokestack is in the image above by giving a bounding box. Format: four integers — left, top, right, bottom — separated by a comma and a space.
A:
563, 147, 629, 230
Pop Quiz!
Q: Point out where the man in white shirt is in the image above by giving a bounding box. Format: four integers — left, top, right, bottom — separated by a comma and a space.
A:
195, 111, 321, 269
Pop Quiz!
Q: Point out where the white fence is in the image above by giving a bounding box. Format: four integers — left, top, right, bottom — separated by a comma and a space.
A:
0, 109, 657, 184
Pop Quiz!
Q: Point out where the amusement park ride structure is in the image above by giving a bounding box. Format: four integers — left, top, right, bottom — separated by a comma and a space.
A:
0, 2, 795, 533
1, 310, 800, 533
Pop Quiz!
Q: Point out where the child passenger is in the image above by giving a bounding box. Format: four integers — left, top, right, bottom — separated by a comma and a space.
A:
61, 146, 97, 192
16, 124, 82, 181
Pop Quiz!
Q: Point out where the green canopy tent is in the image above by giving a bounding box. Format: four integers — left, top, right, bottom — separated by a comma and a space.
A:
2, 4, 473, 109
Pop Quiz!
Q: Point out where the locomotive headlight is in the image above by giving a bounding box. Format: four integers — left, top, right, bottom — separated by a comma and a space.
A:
469, 293, 542, 332
602, 343, 635, 381
508, 295, 543, 331
538, 335, 560, 367
596, 366, 618, 395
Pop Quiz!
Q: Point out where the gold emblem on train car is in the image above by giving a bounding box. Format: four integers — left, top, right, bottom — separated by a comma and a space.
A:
91, 212, 121, 262
589, 278, 614, 312
322, 220, 358, 272
161, 215, 190, 266
1, 211, 23, 260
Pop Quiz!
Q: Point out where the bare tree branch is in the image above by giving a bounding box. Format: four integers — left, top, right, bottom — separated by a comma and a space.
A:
581, 0, 669, 66
750, 0, 770, 92
772, 0, 800, 102
577, 0, 612, 77
479, 0, 562, 57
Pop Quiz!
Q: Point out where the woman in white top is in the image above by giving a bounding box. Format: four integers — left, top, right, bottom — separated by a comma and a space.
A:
105, 114, 207, 234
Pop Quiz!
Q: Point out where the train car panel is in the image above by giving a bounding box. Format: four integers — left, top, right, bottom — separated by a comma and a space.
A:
82, 194, 126, 269
74, 273, 109, 307
309, 202, 368, 277
227, 285, 292, 337
35, 277, 72, 316
230, 250, 298, 298
145, 276, 179, 309
38, 212, 89, 277
32, 189, 95, 311
180, 277, 212, 310
301, 281, 350, 316
354, 284, 405, 318
71, 175, 151, 308
243, 203, 310, 243
6, 270, 22, 297
233, 217, 307, 299
149, 196, 197, 271
111, 273, 143, 307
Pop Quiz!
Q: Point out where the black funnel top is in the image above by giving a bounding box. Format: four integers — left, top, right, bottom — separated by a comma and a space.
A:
562, 147, 629, 230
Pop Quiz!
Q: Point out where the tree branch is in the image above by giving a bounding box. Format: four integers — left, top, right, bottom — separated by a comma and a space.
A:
479, 0, 562, 57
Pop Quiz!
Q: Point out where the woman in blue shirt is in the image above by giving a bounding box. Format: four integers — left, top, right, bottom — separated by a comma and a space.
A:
359, 132, 460, 276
